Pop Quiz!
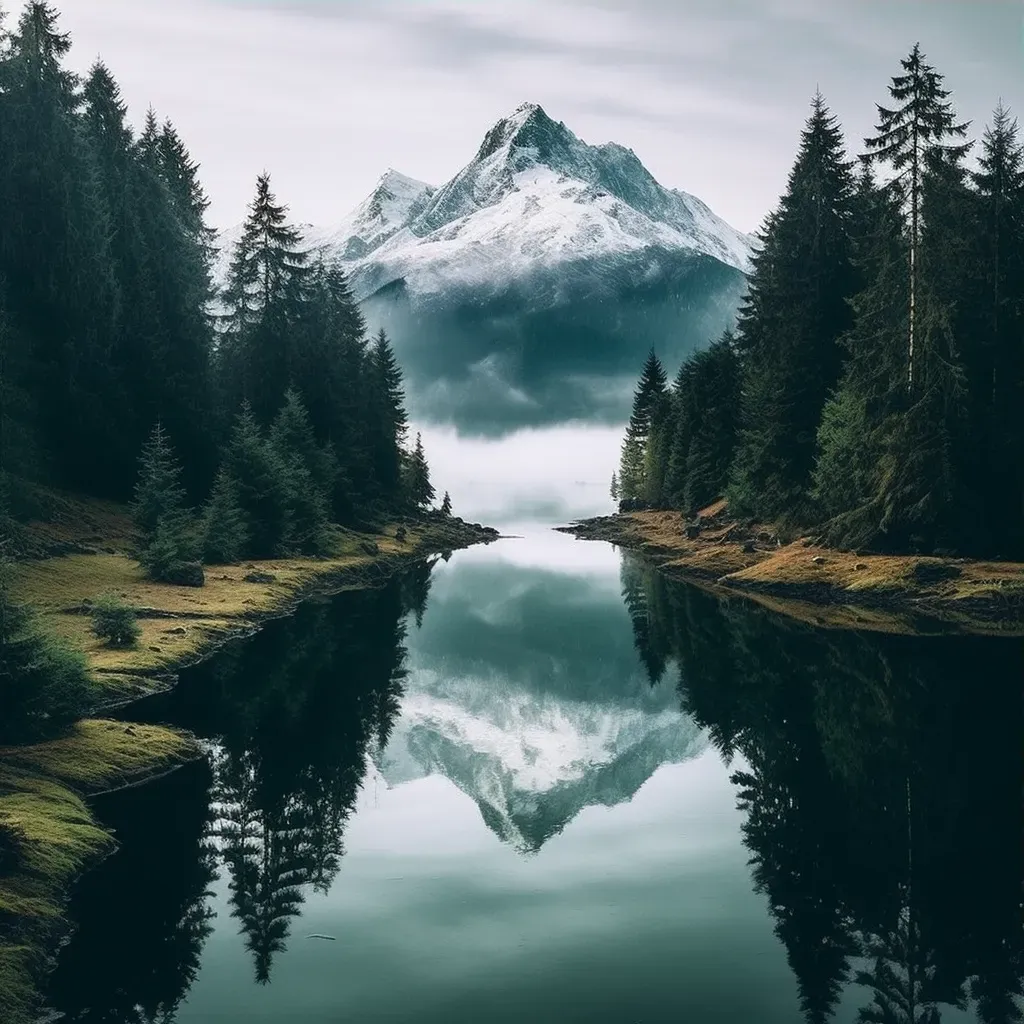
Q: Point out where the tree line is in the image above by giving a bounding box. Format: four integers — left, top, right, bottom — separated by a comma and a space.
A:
0, 2, 448, 559
617, 44, 1024, 557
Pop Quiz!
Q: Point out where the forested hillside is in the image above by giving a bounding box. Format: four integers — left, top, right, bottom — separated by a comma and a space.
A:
0, 2, 439, 558
617, 45, 1024, 559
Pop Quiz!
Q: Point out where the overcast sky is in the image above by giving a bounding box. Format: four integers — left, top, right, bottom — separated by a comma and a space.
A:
43, 0, 1024, 234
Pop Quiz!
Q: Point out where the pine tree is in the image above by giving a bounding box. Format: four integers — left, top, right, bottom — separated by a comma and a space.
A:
619, 349, 667, 502
864, 43, 971, 391
202, 468, 249, 564
221, 173, 311, 425
138, 105, 160, 164
727, 94, 858, 520
815, 54, 975, 552
131, 423, 190, 545
364, 328, 408, 503
813, 167, 913, 548
269, 390, 332, 555
221, 404, 291, 559
131, 424, 204, 583
610, 472, 619, 502
404, 433, 435, 511
968, 103, 1024, 554
682, 337, 741, 513
0, 3, 119, 491
440, 491, 452, 516
268, 387, 338, 498
665, 333, 740, 513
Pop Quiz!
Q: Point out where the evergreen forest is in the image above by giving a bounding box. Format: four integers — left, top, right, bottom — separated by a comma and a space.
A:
0, 3, 443, 572
618, 45, 1024, 558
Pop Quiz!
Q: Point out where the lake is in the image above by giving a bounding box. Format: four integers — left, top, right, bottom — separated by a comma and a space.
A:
43, 525, 1023, 1023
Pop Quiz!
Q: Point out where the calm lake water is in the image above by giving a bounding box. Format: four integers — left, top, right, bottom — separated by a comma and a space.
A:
44, 527, 1023, 1023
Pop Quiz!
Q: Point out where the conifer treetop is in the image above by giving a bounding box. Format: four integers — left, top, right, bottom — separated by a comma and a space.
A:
864, 42, 971, 181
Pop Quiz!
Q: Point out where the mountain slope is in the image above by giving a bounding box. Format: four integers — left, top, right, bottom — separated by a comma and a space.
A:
215, 102, 753, 432
296, 102, 751, 305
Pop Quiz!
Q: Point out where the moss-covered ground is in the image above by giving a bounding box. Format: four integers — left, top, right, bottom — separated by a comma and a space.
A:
562, 507, 1024, 636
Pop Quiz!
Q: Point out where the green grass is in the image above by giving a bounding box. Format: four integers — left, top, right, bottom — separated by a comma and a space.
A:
0, 721, 198, 1023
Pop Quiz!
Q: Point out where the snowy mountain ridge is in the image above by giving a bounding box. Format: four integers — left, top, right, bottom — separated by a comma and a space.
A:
214, 101, 752, 304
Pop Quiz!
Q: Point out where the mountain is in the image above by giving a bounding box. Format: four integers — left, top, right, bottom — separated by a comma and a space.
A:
215, 102, 754, 432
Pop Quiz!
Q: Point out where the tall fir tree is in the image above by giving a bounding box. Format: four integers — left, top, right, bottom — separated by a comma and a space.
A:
816, 52, 975, 552
0, 3, 119, 491
967, 104, 1024, 554
863, 42, 971, 391
220, 173, 311, 425
404, 433, 435, 511
365, 328, 409, 503
619, 349, 667, 502
728, 93, 858, 521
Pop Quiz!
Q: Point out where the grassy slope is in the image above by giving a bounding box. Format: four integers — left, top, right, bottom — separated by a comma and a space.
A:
562, 508, 1024, 636
11, 498, 497, 702
0, 491, 498, 1021
0, 723, 198, 1022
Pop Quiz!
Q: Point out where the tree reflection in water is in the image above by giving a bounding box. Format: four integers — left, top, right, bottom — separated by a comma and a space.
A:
47, 571, 423, 1016
626, 568, 1024, 1023
46, 556, 1023, 1022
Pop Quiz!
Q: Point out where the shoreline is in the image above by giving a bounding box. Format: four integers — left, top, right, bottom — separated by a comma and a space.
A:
559, 510, 1024, 637
0, 509, 499, 1023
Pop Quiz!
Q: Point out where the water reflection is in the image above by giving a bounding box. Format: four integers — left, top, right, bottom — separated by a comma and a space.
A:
45, 761, 218, 1022
43, 536, 1024, 1023
628, 565, 1024, 1024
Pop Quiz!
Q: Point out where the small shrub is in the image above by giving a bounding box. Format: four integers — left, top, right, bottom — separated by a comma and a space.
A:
0, 582, 95, 742
91, 595, 141, 649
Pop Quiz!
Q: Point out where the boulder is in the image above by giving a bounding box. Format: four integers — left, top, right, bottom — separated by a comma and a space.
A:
163, 561, 205, 588
243, 571, 277, 584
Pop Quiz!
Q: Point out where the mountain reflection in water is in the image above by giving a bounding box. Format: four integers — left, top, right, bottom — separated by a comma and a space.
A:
43, 532, 1023, 1023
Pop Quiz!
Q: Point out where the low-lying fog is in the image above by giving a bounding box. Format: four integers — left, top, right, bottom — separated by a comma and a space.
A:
416, 423, 622, 528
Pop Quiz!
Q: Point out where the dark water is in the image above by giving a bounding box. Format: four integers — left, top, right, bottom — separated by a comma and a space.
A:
44, 530, 1023, 1023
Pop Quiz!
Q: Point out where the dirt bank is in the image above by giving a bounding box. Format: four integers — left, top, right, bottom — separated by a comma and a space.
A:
560, 506, 1024, 636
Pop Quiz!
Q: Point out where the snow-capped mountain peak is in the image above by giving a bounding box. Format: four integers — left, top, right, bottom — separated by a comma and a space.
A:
214, 101, 752, 305
314, 167, 435, 261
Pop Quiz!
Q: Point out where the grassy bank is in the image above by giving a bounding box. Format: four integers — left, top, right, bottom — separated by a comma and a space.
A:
560, 506, 1024, 636
9, 495, 500, 706
1, 492, 499, 1020
0, 722, 198, 1023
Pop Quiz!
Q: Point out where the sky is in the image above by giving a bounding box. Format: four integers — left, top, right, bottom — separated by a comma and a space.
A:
40, 0, 1024, 236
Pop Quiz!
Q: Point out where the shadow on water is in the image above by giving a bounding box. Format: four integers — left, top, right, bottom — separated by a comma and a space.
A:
43, 547, 1024, 1023
622, 553, 1024, 1024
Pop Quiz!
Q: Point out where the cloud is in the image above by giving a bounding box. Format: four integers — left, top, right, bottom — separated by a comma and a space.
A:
49, 0, 1024, 237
